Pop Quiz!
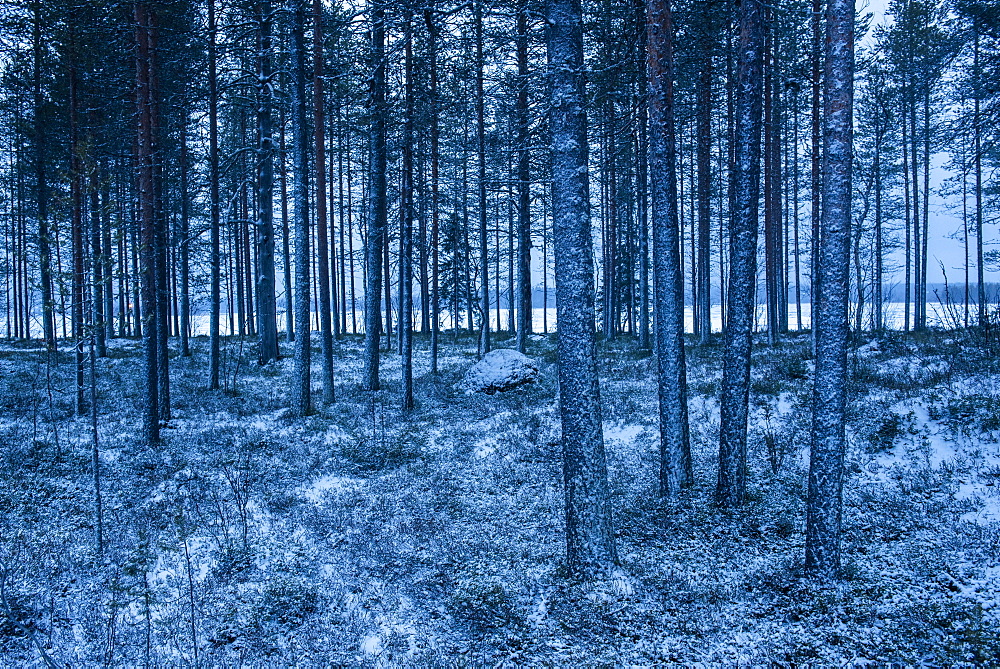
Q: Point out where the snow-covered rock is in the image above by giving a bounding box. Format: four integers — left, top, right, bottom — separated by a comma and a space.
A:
461, 349, 539, 395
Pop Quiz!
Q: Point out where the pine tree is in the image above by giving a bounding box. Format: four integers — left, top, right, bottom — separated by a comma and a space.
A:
547, 0, 617, 579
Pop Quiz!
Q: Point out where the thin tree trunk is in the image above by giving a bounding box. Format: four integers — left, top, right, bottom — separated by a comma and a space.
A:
208, 0, 222, 388
426, 4, 441, 372
362, 4, 387, 391
136, 2, 159, 446
289, 0, 312, 415
313, 0, 334, 401
256, 0, 280, 365
515, 0, 532, 353
696, 0, 713, 345
648, 0, 692, 497
476, 0, 490, 356
473, 0, 492, 356
33, 3, 55, 350
401, 4, 415, 410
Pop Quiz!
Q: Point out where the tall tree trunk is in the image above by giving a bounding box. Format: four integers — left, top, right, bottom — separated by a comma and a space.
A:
648, 0, 692, 497
32, 2, 55, 350
313, 0, 334, 401
401, 4, 415, 410
150, 12, 169, 421
716, 0, 764, 509
548, 0, 617, 579
208, 0, 222, 388
136, 2, 159, 446
179, 119, 191, 356
696, 0, 714, 345
425, 4, 441, 373
289, 0, 312, 415
91, 159, 107, 358
476, 0, 491, 356
69, 35, 86, 416
636, 0, 651, 350
362, 4, 387, 391
974, 29, 984, 327
515, 0, 532, 353
255, 0, 279, 365
805, 0, 853, 580
810, 0, 821, 349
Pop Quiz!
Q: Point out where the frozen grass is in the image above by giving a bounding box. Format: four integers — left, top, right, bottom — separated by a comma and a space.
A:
0, 328, 999, 664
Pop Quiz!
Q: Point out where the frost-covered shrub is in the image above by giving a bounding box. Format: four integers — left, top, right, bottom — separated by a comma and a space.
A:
865, 411, 915, 453
935, 394, 1000, 436
338, 436, 422, 472
449, 576, 522, 630
251, 575, 320, 631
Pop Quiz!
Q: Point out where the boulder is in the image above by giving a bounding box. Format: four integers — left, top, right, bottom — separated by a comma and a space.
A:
461, 349, 539, 395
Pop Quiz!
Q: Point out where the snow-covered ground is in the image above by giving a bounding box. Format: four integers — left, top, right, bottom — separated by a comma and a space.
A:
1, 329, 998, 664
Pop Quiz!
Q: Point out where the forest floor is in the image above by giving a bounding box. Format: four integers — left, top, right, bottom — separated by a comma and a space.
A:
1, 327, 999, 665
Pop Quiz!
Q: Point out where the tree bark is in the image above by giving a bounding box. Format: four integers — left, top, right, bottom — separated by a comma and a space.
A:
648, 0, 692, 498
716, 0, 764, 509
476, 0, 491, 356
256, 0, 280, 365
805, 0, 853, 580
547, 0, 617, 579
515, 0, 532, 354
136, 1, 159, 446
362, 4, 387, 391
289, 0, 312, 415
208, 0, 222, 389
313, 0, 335, 401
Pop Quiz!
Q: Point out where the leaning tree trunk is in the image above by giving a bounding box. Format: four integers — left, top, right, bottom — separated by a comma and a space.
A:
547, 0, 617, 580
716, 0, 764, 509
648, 0, 692, 498
289, 0, 311, 416
805, 0, 853, 580
362, 4, 387, 391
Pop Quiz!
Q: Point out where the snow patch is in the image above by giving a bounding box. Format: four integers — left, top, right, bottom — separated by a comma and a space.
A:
299, 475, 364, 504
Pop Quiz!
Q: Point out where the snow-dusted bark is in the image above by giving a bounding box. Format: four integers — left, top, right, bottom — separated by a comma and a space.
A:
805, 0, 854, 579
515, 0, 532, 355
696, 0, 714, 346
401, 4, 415, 411
547, 0, 617, 579
255, 0, 279, 367
362, 6, 387, 392
136, 1, 159, 445
208, 0, 222, 390
289, 0, 311, 416
313, 0, 334, 403
648, 0, 692, 498
716, 0, 764, 509
476, 0, 491, 357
